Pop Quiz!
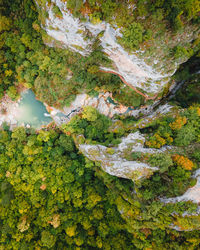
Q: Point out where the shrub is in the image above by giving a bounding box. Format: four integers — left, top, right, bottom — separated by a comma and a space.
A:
148, 154, 173, 173
145, 133, 166, 148
174, 125, 196, 146
172, 154, 195, 170
6, 86, 18, 100
169, 116, 187, 130
173, 46, 193, 60
52, 6, 62, 17
82, 106, 98, 121
41, 231, 56, 248
122, 22, 144, 50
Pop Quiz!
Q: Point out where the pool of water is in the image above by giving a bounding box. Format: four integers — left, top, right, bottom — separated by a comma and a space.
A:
16, 89, 52, 128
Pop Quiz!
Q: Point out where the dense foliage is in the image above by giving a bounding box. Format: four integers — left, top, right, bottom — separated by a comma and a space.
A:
0, 127, 135, 249
0, 0, 145, 108
65, 0, 200, 52
62, 106, 125, 146
62, 105, 200, 201
0, 0, 200, 249
172, 55, 200, 107
66, 0, 200, 28
0, 106, 200, 248
134, 106, 200, 199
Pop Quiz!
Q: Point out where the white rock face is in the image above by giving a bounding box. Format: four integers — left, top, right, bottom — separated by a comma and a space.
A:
37, 0, 171, 94
44, 92, 127, 125
129, 103, 174, 129
79, 144, 158, 180
0, 95, 22, 130
161, 169, 200, 204
99, 24, 167, 93
44, 0, 91, 55
78, 131, 175, 180
118, 131, 173, 154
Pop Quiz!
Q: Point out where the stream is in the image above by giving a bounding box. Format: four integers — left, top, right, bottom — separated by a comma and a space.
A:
0, 75, 190, 130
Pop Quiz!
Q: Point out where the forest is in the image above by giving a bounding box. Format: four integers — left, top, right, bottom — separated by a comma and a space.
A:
0, 104, 200, 248
0, 0, 146, 108
0, 0, 200, 249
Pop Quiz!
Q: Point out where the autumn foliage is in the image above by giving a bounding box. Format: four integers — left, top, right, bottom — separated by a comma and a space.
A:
170, 116, 187, 130
197, 107, 200, 116
172, 155, 194, 170
145, 133, 166, 148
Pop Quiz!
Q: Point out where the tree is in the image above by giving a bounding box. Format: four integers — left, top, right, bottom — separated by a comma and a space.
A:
174, 125, 196, 146
57, 134, 75, 152
41, 231, 56, 248
82, 106, 98, 121
172, 154, 195, 170
122, 22, 144, 50
148, 154, 173, 173
0, 15, 12, 32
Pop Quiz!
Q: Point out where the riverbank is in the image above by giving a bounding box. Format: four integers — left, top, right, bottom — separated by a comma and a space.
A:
0, 94, 21, 130
0, 88, 174, 131
0, 89, 52, 130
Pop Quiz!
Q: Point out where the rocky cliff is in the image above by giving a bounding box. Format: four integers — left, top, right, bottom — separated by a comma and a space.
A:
35, 0, 199, 97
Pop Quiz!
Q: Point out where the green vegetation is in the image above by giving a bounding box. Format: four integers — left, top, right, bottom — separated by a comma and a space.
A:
62, 106, 122, 146
68, 0, 200, 29
62, 105, 200, 201
65, 0, 200, 54
0, 0, 200, 249
172, 55, 200, 107
0, 0, 146, 108
145, 107, 200, 148
1, 104, 200, 248
0, 127, 134, 249
139, 106, 200, 196
121, 22, 143, 50
120, 22, 153, 50
52, 5, 62, 18
173, 45, 194, 61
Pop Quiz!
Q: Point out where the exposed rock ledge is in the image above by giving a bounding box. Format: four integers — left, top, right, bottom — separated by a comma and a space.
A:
36, 0, 173, 95
79, 143, 158, 180
161, 169, 200, 204
79, 131, 173, 180
0, 95, 20, 130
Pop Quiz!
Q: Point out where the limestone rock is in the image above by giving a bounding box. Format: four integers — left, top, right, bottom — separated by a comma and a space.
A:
79, 144, 158, 181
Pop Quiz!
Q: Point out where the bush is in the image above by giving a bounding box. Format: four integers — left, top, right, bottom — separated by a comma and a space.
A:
173, 46, 193, 60
172, 154, 195, 170
148, 154, 173, 173
131, 152, 142, 161
174, 125, 196, 146
6, 86, 18, 100
122, 22, 144, 50
192, 150, 200, 161
41, 231, 56, 248
52, 6, 62, 17
82, 106, 99, 122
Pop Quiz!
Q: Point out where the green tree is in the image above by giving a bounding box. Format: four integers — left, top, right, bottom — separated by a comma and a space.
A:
148, 154, 173, 173
82, 106, 98, 121
41, 231, 56, 248
122, 22, 144, 50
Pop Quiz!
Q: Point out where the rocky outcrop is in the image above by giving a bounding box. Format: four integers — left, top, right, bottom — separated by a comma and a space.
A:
161, 169, 200, 204
0, 95, 20, 129
35, 0, 191, 96
78, 131, 174, 180
118, 131, 173, 154
45, 92, 133, 126
79, 143, 158, 180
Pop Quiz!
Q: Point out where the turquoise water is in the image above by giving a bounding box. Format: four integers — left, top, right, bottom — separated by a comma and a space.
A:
106, 96, 118, 105
16, 90, 52, 128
